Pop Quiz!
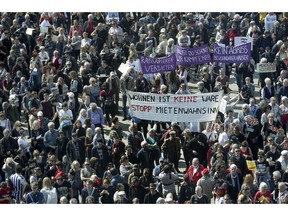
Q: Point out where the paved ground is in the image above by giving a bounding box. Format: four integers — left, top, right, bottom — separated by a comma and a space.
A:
104, 69, 261, 178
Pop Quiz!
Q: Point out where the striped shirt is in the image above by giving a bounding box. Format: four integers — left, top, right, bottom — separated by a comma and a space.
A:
9, 173, 28, 202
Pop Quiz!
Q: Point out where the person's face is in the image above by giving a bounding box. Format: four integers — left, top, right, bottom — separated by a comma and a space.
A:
234, 148, 241, 156
3, 131, 9, 138
103, 181, 109, 189
258, 155, 264, 161
86, 181, 92, 188
192, 159, 199, 167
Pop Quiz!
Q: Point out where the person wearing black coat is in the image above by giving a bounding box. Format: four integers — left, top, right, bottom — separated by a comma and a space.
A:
66, 133, 85, 165
137, 141, 156, 175
91, 142, 110, 171
225, 164, 243, 203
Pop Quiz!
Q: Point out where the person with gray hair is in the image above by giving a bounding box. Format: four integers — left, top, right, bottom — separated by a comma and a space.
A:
225, 164, 243, 203
277, 78, 288, 103
275, 182, 288, 203
190, 185, 209, 203
254, 182, 272, 203
261, 77, 276, 102
196, 81, 208, 93
43, 122, 59, 154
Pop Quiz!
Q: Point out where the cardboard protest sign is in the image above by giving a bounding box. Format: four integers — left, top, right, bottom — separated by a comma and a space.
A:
256, 63, 276, 73
246, 160, 256, 171
118, 63, 130, 74
25, 28, 35, 36
127, 91, 222, 122
139, 54, 176, 74
213, 43, 251, 63
175, 45, 211, 65
234, 37, 253, 50
40, 27, 48, 33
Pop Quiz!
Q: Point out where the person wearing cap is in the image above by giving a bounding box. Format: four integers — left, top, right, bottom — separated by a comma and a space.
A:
36, 110, 49, 135
197, 168, 215, 203
161, 130, 181, 173
143, 182, 163, 203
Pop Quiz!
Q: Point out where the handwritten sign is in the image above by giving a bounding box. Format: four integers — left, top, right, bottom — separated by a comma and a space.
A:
256, 63, 276, 73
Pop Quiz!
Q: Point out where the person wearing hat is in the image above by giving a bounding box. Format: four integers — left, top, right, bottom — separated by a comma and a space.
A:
161, 130, 181, 173
196, 168, 214, 202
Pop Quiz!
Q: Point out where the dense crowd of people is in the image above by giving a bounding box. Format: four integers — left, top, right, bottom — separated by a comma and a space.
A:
1, 12, 288, 204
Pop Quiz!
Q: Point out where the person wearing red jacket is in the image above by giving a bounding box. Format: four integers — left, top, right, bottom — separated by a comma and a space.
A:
185, 158, 205, 184
227, 23, 241, 46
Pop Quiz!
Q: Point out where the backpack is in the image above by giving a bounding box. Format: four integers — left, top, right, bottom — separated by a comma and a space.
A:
46, 187, 58, 204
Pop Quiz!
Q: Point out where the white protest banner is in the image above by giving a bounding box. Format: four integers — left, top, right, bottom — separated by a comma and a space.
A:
256, 63, 276, 73
127, 91, 222, 122
234, 37, 253, 50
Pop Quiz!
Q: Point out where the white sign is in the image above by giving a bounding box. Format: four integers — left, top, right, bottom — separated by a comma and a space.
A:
234, 37, 253, 50
127, 91, 223, 122
40, 27, 48, 33
256, 63, 276, 73
25, 28, 35, 36
118, 63, 130, 74
219, 98, 227, 114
